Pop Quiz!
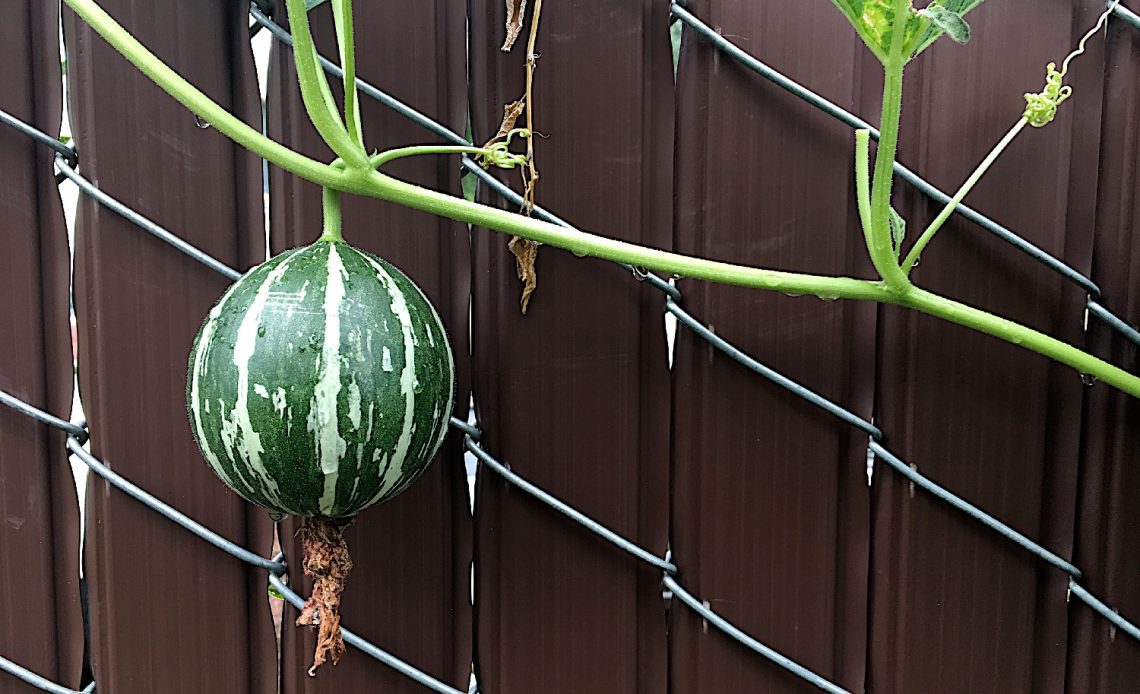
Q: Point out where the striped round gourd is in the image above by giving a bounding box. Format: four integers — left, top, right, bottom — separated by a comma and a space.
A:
186, 240, 454, 518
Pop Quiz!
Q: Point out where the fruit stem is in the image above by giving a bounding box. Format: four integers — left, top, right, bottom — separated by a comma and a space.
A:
320, 187, 344, 243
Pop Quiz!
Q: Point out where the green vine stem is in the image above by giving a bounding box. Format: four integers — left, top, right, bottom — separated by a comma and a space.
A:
864, 0, 912, 291
854, 130, 876, 260
901, 117, 1029, 274
283, 0, 368, 168
60, 0, 1140, 399
369, 145, 525, 170
331, 0, 363, 149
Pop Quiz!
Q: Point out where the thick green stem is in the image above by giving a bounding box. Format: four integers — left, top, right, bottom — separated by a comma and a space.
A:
864, 0, 914, 291
895, 288, 1140, 399
60, 0, 1140, 400
283, 0, 368, 168
332, 0, 363, 148
867, 56, 909, 290
320, 187, 343, 242
366, 168, 892, 300
901, 117, 1029, 274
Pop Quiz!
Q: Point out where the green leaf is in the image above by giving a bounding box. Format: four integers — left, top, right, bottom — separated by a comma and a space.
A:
268, 584, 286, 600
828, 0, 887, 60
919, 3, 970, 44
305, 0, 330, 9
909, 0, 985, 56
829, 0, 928, 63
889, 206, 906, 255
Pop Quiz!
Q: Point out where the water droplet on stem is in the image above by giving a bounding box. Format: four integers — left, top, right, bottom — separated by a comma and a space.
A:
194, 115, 211, 129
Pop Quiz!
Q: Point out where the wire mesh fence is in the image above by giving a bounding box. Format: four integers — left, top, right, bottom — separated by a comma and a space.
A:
2, 1, 1138, 692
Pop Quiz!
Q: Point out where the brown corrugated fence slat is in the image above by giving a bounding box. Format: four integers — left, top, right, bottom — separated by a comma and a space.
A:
870, 2, 1105, 692
63, 1, 277, 691
1066, 12, 1140, 692
469, 1, 674, 691
0, 2, 84, 692
265, 2, 474, 691
670, 2, 876, 691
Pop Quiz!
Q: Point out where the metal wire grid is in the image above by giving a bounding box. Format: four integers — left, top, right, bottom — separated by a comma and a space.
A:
1, 2, 1139, 692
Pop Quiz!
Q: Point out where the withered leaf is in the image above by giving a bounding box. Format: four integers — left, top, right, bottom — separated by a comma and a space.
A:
484, 98, 526, 148
502, 0, 528, 51
508, 235, 539, 314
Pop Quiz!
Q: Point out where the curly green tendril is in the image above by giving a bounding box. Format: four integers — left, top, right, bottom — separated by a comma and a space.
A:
477, 128, 531, 169
1023, 62, 1072, 127
1023, 1, 1119, 128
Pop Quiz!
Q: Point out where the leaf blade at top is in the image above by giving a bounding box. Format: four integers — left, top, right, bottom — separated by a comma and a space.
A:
828, 0, 889, 61
919, 3, 970, 44
909, 0, 985, 56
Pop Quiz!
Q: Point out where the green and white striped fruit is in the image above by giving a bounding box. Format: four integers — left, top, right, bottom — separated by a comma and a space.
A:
186, 240, 454, 518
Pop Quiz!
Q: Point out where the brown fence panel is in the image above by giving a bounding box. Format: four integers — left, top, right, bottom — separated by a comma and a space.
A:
869, 2, 1106, 692
265, 2, 474, 691
0, 2, 84, 691
64, 2, 277, 692
1066, 14, 1140, 692
670, 2, 876, 691
468, 1, 674, 691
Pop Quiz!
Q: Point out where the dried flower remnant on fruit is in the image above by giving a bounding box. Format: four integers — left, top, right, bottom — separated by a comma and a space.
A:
296, 517, 354, 675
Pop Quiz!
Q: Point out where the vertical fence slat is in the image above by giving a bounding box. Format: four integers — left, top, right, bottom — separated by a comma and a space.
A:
1066, 14, 1140, 691
468, 1, 674, 691
265, 2, 474, 691
0, 2, 83, 691
64, 1, 277, 691
869, 3, 1105, 692
670, 2, 876, 691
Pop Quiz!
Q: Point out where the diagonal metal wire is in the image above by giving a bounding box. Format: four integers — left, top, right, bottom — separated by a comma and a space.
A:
1112, 1, 1140, 29
0, 656, 94, 694
664, 575, 850, 694
0, 107, 78, 167
0, 387, 89, 441
66, 436, 287, 574
459, 424, 677, 574
1070, 578, 1140, 642
54, 155, 242, 281
868, 442, 1082, 576
666, 298, 883, 439
268, 563, 468, 694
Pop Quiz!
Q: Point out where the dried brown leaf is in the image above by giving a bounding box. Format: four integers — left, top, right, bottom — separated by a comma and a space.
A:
502, 0, 528, 51
483, 98, 526, 148
508, 236, 538, 314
